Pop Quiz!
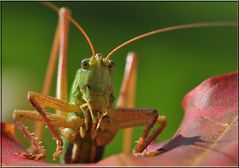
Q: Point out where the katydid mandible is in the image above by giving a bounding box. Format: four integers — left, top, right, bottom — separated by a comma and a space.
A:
12, 3, 236, 163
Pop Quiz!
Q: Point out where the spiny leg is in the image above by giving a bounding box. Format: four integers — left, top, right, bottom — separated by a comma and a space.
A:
104, 108, 167, 155
133, 113, 167, 155
31, 98, 61, 160
24, 91, 81, 160
13, 110, 83, 160
116, 52, 138, 154
114, 52, 167, 155
14, 120, 46, 160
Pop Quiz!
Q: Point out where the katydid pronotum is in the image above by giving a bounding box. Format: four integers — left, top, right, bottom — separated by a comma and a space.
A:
12, 3, 236, 163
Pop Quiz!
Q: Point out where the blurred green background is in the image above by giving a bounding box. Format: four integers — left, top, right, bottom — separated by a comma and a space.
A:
2, 2, 237, 163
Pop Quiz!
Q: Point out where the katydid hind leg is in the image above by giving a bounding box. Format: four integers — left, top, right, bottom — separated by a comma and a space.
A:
104, 108, 167, 155
55, 7, 70, 108
133, 113, 167, 155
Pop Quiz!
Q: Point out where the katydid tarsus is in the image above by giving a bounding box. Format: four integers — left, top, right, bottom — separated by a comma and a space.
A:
12, 3, 236, 163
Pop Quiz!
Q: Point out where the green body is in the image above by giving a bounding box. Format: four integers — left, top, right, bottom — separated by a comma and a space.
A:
61, 55, 116, 163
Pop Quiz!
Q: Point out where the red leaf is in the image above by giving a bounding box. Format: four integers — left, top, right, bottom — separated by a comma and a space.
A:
1, 71, 238, 166
100, 71, 238, 166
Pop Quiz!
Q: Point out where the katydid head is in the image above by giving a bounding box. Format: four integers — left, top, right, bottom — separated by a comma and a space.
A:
77, 53, 115, 111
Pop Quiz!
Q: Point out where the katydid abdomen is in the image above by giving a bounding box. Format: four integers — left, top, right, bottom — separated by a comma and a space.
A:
61, 126, 105, 163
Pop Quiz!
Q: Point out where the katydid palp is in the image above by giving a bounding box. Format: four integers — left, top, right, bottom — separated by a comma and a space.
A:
11, 3, 236, 163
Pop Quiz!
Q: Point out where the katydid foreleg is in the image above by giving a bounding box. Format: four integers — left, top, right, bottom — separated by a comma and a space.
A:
113, 52, 167, 155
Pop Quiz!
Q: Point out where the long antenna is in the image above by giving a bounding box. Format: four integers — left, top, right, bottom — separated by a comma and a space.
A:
42, 2, 95, 58
105, 22, 236, 61
68, 16, 95, 58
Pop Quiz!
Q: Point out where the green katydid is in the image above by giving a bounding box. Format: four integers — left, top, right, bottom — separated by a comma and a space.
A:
12, 3, 236, 163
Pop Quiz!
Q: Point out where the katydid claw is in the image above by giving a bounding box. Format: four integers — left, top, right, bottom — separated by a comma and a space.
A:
144, 151, 159, 157
53, 148, 63, 160
19, 151, 46, 160
132, 150, 158, 157
133, 137, 145, 153
132, 150, 144, 157
53, 139, 63, 160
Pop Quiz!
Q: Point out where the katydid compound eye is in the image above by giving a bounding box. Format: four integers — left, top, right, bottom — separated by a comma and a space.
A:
81, 59, 89, 69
